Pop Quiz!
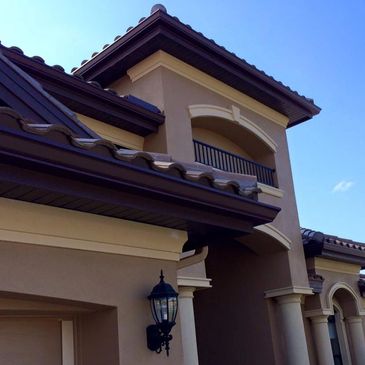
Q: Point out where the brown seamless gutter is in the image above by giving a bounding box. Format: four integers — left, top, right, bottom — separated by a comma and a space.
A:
0, 107, 280, 236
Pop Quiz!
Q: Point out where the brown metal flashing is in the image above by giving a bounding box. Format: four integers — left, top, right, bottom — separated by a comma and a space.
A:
0, 44, 164, 136
301, 228, 365, 267
74, 8, 320, 126
0, 107, 280, 235
0, 50, 96, 138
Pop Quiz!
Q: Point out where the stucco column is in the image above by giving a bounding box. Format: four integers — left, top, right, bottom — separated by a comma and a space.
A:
346, 316, 365, 365
277, 294, 310, 365
310, 315, 334, 365
179, 286, 199, 365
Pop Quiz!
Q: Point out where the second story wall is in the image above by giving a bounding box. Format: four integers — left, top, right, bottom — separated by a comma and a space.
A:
109, 51, 309, 286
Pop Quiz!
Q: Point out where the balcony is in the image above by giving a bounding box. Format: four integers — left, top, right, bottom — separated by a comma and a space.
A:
193, 139, 276, 187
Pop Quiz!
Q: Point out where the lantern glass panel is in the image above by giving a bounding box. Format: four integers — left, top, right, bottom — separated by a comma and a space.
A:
150, 299, 159, 324
168, 297, 178, 322
152, 297, 169, 323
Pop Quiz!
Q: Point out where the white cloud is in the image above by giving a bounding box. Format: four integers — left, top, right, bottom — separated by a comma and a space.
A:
332, 180, 354, 193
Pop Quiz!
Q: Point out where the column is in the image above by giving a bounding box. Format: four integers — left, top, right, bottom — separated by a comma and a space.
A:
179, 286, 199, 365
310, 315, 334, 365
277, 294, 310, 365
346, 316, 365, 365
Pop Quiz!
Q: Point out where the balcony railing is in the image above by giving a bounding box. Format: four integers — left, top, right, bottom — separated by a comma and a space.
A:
193, 139, 276, 187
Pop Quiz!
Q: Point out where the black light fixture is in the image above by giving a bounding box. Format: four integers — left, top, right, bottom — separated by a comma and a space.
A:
147, 270, 178, 356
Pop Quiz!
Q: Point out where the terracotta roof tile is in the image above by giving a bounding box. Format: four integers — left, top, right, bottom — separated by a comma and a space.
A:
0, 42, 162, 115
0, 106, 261, 200
301, 228, 365, 252
72, 6, 316, 108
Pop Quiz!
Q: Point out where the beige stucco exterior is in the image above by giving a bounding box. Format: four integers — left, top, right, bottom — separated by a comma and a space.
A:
111, 49, 310, 285
2, 14, 361, 365
0, 197, 186, 261
107, 51, 317, 364
76, 113, 144, 150
0, 200, 187, 364
303, 257, 365, 365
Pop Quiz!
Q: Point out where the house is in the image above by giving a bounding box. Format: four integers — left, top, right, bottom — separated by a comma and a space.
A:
0, 4, 364, 365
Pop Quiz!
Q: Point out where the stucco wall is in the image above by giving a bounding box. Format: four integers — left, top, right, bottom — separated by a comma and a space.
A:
0, 240, 184, 365
111, 57, 309, 289
193, 241, 290, 365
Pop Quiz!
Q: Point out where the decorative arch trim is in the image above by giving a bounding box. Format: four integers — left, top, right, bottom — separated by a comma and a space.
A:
255, 223, 291, 250
326, 282, 365, 316
188, 104, 278, 152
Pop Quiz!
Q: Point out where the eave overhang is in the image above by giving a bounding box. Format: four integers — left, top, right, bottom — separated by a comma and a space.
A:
74, 9, 320, 126
0, 108, 280, 237
302, 228, 365, 268
0, 45, 164, 137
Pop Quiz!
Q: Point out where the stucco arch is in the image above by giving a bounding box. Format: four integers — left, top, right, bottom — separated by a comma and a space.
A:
235, 224, 291, 254
254, 224, 291, 251
326, 282, 365, 316
188, 104, 277, 152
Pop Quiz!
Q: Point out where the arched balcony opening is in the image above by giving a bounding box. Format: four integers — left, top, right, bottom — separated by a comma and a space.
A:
190, 108, 278, 187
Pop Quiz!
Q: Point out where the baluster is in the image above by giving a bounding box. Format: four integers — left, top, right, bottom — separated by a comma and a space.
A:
198, 143, 203, 164
218, 150, 223, 170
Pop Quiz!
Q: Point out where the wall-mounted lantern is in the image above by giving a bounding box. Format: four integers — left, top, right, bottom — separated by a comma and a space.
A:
147, 270, 178, 356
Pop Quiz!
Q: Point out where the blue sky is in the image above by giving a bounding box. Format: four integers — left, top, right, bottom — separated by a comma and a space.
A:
1, 0, 364, 240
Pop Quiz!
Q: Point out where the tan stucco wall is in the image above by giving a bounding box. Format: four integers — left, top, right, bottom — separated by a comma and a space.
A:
303, 258, 365, 365
76, 113, 144, 150
0, 241, 184, 365
111, 54, 309, 288
0, 197, 186, 261
109, 53, 314, 363
192, 127, 252, 159
0, 197, 187, 364
193, 241, 294, 365
305, 258, 363, 314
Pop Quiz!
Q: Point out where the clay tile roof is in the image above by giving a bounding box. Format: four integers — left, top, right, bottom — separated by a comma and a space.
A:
301, 228, 365, 251
301, 228, 365, 266
323, 234, 365, 252
0, 43, 162, 116
0, 106, 261, 200
73, 5, 320, 126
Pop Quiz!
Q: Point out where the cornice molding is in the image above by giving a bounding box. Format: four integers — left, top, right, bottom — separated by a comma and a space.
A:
177, 276, 212, 289
0, 198, 186, 261
188, 104, 278, 151
265, 286, 313, 298
314, 257, 360, 275
257, 183, 284, 198
127, 51, 289, 128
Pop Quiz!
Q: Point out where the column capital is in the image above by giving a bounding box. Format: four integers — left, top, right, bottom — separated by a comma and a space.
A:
276, 293, 303, 305
346, 316, 363, 324
265, 286, 313, 299
179, 286, 196, 299
310, 315, 329, 324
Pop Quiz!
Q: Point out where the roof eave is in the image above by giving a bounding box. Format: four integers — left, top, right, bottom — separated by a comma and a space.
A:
74, 10, 320, 126
1, 45, 164, 136
0, 110, 280, 235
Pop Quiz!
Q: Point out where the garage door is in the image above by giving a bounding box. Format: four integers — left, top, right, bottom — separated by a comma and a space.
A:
0, 317, 62, 365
